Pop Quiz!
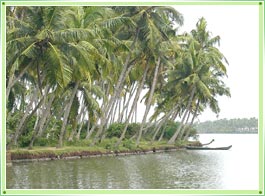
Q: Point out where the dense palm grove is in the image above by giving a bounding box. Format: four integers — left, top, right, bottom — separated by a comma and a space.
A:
6, 6, 230, 149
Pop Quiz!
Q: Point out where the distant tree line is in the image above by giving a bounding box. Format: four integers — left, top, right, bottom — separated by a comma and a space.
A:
194, 118, 258, 133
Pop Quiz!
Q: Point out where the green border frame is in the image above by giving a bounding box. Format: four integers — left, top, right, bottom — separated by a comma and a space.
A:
0, 1, 264, 195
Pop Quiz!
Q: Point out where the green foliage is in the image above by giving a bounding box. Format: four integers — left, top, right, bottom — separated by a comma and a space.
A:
18, 115, 36, 147
18, 134, 32, 148
98, 137, 119, 150
66, 139, 92, 147
122, 139, 134, 150
106, 123, 140, 139
34, 137, 58, 147
6, 112, 22, 138
34, 137, 49, 146
106, 123, 124, 138
163, 121, 181, 140
126, 123, 140, 138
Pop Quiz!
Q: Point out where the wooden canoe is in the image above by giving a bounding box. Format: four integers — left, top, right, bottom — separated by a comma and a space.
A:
185, 145, 232, 150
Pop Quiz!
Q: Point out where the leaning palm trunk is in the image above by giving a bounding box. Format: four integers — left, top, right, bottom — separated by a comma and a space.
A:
151, 104, 178, 141
118, 84, 137, 123
136, 57, 160, 146
8, 93, 44, 148
93, 63, 135, 143
151, 119, 165, 142
183, 100, 200, 141
90, 98, 109, 145
75, 108, 86, 141
29, 92, 55, 148
58, 82, 79, 148
158, 128, 165, 141
86, 123, 96, 140
111, 98, 120, 123
157, 109, 180, 142
158, 123, 169, 141
94, 29, 140, 144
115, 64, 149, 147
8, 87, 38, 148
68, 104, 86, 141
168, 86, 196, 144
6, 63, 31, 99
177, 109, 191, 140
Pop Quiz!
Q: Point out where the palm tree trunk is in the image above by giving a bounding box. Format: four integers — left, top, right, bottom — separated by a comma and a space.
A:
136, 57, 160, 146
58, 82, 79, 148
9, 94, 44, 148
177, 109, 191, 140
93, 63, 135, 144
151, 119, 165, 142
168, 86, 196, 144
119, 84, 137, 123
29, 93, 55, 148
111, 98, 119, 123
158, 128, 165, 141
151, 104, 178, 141
183, 100, 200, 140
8, 87, 38, 148
115, 64, 149, 147
75, 106, 86, 140
6, 63, 31, 99
95, 29, 140, 143
134, 102, 137, 123
68, 102, 85, 141
86, 123, 96, 140
170, 109, 179, 121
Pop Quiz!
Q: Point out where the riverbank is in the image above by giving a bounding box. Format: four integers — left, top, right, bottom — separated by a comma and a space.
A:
8, 141, 202, 163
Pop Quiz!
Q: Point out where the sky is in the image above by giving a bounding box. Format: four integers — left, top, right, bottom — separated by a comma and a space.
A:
171, 5, 260, 122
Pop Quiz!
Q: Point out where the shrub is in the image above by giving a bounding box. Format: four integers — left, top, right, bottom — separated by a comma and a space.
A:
106, 123, 125, 138
122, 139, 134, 150
18, 134, 32, 147
106, 122, 141, 139
126, 123, 140, 138
66, 139, 92, 147
34, 137, 48, 146
163, 121, 181, 140
98, 137, 119, 150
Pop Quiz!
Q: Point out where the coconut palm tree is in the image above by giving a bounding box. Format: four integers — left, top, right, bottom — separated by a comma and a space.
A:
167, 18, 230, 144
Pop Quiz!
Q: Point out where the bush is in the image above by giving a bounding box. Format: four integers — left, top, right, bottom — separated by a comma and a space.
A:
18, 134, 32, 148
34, 137, 48, 146
163, 121, 181, 140
106, 123, 125, 138
122, 139, 134, 150
126, 123, 140, 138
98, 137, 119, 150
106, 122, 140, 139
66, 139, 92, 147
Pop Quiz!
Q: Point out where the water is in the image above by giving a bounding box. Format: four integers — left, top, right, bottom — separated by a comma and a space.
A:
6, 134, 259, 189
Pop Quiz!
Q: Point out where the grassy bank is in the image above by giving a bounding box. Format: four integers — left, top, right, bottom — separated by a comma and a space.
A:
8, 140, 202, 161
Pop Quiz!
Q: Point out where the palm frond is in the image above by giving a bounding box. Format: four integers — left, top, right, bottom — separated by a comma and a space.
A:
101, 16, 136, 29
53, 28, 95, 43
47, 42, 72, 88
